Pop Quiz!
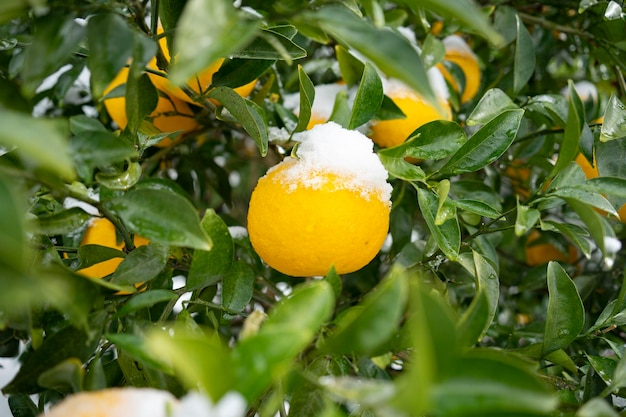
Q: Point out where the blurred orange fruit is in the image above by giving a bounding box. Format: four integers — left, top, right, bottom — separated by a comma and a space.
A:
524, 230, 578, 267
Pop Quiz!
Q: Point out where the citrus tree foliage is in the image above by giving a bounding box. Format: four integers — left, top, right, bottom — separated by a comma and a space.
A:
2, 0, 626, 416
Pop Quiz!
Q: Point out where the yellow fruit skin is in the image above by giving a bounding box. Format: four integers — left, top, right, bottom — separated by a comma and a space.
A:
438, 51, 481, 104
369, 94, 452, 148
148, 32, 256, 104
78, 218, 149, 279
102, 68, 200, 146
524, 230, 577, 267
247, 163, 390, 277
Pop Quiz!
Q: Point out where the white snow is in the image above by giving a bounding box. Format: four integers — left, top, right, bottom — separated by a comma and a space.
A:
265, 122, 392, 204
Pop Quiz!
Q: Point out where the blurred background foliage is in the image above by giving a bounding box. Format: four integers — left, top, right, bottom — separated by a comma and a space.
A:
1, 0, 626, 416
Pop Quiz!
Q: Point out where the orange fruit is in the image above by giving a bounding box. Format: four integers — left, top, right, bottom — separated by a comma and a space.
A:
369, 68, 452, 148
102, 67, 200, 147
247, 122, 392, 276
576, 152, 626, 221
77, 217, 149, 279
147, 27, 256, 105
438, 35, 481, 104
524, 230, 578, 267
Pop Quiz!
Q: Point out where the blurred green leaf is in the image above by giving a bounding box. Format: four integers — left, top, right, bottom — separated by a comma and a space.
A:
0, 110, 75, 180
70, 130, 136, 174
2, 316, 103, 394
513, 14, 536, 94
116, 290, 179, 317
566, 198, 607, 256
576, 398, 620, 417
0, 0, 29, 24
208, 86, 268, 156
440, 109, 524, 175
7, 394, 38, 417
37, 357, 84, 393
399, 0, 505, 46
320, 265, 408, 355
542, 262, 585, 356
20, 15, 86, 97
233, 280, 335, 401
222, 261, 254, 314
188, 209, 234, 290
457, 290, 490, 349
417, 187, 460, 261
169, 0, 258, 86
600, 94, 626, 142
431, 350, 558, 416
34, 207, 90, 236
349, 62, 383, 129
110, 244, 169, 285
421, 34, 445, 69
310, 4, 438, 111
87, 13, 134, 99
105, 188, 212, 251
467, 88, 519, 126
293, 65, 315, 133
108, 333, 173, 374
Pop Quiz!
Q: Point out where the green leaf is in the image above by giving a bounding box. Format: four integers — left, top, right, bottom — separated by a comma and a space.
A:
515, 203, 540, 236
392, 120, 468, 161
233, 280, 335, 401
336, 44, 364, 86
399, 0, 504, 46
2, 316, 104, 394
0, 110, 75, 181
187, 209, 234, 290
542, 262, 585, 356
549, 187, 618, 218
458, 290, 490, 349
233, 27, 306, 61
513, 14, 536, 94
293, 65, 315, 133
35, 207, 91, 235
169, 0, 258, 86
600, 94, 626, 142
440, 109, 524, 175
110, 244, 169, 285
0, 0, 29, 25
212, 58, 273, 89
70, 130, 137, 173
76, 244, 124, 271
125, 72, 159, 135
421, 34, 445, 69
583, 177, 626, 199
467, 88, 519, 126
566, 198, 607, 256
310, 5, 439, 111
20, 15, 86, 97
105, 188, 212, 251
37, 358, 84, 393
95, 162, 143, 191
417, 187, 460, 261
378, 154, 427, 182
222, 261, 255, 314
550, 81, 585, 179
348, 62, 384, 129
108, 333, 173, 374
87, 13, 134, 99
7, 394, 38, 417
328, 90, 351, 128
576, 397, 620, 417
320, 265, 408, 355
431, 350, 558, 416
116, 290, 179, 317
208, 86, 268, 156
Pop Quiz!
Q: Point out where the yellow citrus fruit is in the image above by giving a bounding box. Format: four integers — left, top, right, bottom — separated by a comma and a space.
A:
247, 122, 392, 277
78, 217, 149, 279
102, 67, 200, 147
438, 35, 481, 104
369, 69, 452, 148
524, 230, 578, 267
147, 28, 256, 105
